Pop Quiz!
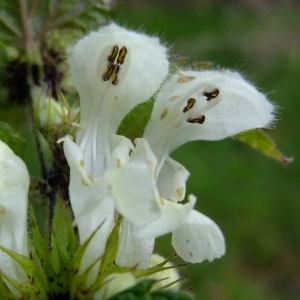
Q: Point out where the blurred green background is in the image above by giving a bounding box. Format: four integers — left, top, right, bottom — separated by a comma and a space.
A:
117, 0, 299, 299
1, 0, 299, 299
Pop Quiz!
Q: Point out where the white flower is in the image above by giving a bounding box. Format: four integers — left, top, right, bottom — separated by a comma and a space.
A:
144, 69, 274, 167
64, 23, 275, 275
128, 69, 274, 263
63, 23, 168, 281
69, 23, 168, 177
0, 140, 29, 296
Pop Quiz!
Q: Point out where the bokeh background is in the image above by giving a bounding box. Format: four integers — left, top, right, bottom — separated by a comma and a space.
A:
1, 0, 299, 299
117, 0, 299, 299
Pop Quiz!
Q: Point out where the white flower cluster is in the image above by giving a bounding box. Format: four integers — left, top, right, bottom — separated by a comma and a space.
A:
61, 23, 274, 283
0, 23, 274, 296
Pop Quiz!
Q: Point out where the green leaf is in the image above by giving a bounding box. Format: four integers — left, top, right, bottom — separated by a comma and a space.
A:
46, 198, 77, 297
70, 223, 104, 299
235, 129, 292, 163
0, 274, 16, 299
35, 0, 113, 40
0, 1, 22, 45
0, 0, 114, 63
0, 122, 26, 158
92, 218, 122, 292
107, 279, 195, 300
52, 198, 70, 260
0, 245, 47, 298
49, 230, 61, 275
28, 204, 49, 297
117, 101, 154, 141
29, 200, 80, 299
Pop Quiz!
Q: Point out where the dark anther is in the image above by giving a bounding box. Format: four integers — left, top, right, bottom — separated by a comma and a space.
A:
102, 46, 128, 85
108, 46, 119, 63
183, 98, 196, 113
187, 115, 205, 124
117, 47, 127, 64
203, 88, 219, 101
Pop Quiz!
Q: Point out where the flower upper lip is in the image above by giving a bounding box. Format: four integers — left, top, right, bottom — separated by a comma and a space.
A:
69, 23, 169, 177
143, 69, 274, 167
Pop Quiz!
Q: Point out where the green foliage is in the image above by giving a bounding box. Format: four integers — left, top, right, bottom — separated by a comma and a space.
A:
108, 279, 194, 300
29, 199, 76, 298
35, 0, 113, 37
117, 101, 154, 141
0, 0, 114, 49
235, 129, 292, 163
0, 245, 48, 299
0, 1, 22, 45
0, 121, 26, 157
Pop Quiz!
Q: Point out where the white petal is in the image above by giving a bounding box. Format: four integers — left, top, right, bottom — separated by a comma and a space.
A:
145, 69, 274, 156
172, 209, 225, 263
63, 135, 115, 278
63, 135, 108, 216
116, 220, 154, 268
134, 195, 196, 239
70, 23, 168, 174
77, 196, 115, 286
110, 138, 160, 226
157, 157, 189, 202
0, 140, 29, 286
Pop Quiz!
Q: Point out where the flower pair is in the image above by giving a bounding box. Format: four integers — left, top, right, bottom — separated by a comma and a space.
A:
0, 22, 275, 299
62, 22, 274, 285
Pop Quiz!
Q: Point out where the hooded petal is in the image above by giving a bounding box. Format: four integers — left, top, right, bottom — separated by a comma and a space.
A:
144, 69, 274, 162
172, 207, 225, 263
70, 23, 168, 176
70, 23, 168, 133
0, 140, 29, 286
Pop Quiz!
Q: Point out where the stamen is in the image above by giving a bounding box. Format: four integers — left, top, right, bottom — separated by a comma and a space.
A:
102, 63, 116, 81
112, 65, 120, 85
187, 115, 205, 124
108, 46, 119, 63
102, 45, 128, 85
117, 47, 127, 64
183, 98, 196, 113
203, 87, 219, 101
112, 76, 118, 85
